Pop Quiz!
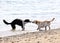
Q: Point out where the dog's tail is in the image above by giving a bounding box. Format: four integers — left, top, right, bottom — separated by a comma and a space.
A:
50, 18, 55, 22
3, 20, 11, 25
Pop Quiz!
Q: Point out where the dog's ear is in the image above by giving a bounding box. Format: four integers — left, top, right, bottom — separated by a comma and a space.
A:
32, 21, 37, 24
34, 21, 38, 24
35, 21, 37, 24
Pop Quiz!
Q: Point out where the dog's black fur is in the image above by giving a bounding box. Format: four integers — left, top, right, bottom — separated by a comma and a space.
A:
3, 19, 31, 31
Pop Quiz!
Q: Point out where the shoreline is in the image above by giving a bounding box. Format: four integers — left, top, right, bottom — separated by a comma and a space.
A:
0, 28, 60, 37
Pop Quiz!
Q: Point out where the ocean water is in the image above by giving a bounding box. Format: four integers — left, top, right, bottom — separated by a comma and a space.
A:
0, 0, 60, 31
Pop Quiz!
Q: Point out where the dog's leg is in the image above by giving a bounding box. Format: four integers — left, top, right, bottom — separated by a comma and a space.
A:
38, 26, 41, 31
11, 24, 16, 30
37, 27, 39, 30
21, 21, 25, 31
22, 28, 25, 31
45, 26, 47, 31
37, 25, 40, 30
21, 25, 25, 31
48, 26, 50, 30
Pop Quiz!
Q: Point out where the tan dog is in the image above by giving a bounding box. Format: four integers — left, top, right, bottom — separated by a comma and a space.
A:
32, 18, 55, 31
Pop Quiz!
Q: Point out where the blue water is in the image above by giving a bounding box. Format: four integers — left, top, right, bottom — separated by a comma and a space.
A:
0, 0, 60, 31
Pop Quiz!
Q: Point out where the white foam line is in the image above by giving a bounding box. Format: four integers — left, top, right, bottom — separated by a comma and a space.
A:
0, 30, 37, 37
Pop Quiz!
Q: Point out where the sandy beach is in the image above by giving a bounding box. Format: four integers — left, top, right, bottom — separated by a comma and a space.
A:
17, 29, 60, 43
0, 28, 60, 43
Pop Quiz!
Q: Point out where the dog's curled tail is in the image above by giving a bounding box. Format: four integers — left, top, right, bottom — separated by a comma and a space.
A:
50, 18, 55, 22
3, 20, 11, 25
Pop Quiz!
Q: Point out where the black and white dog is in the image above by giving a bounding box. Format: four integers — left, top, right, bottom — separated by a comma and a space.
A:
3, 19, 31, 31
